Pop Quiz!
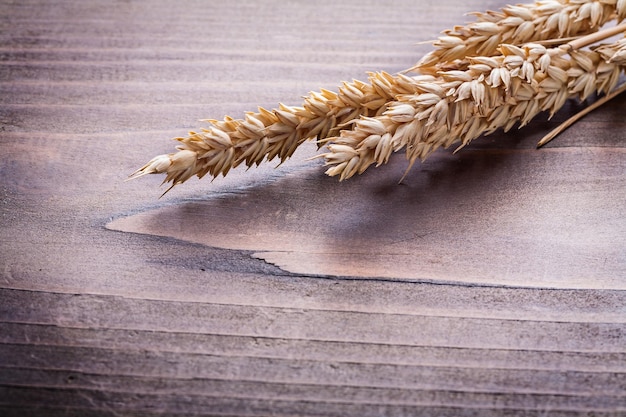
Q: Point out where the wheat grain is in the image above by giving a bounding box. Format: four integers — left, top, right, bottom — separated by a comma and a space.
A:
597, 36, 626, 63
321, 33, 626, 181
414, 0, 626, 72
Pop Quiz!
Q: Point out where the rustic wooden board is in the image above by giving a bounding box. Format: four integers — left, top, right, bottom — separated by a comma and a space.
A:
109, 144, 626, 290
1, 0, 625, 416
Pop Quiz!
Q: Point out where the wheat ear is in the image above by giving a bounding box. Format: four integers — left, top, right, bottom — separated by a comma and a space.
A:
414, 0, 625, 72
320, 27, 626, 181
128, 72, 424, 192
131, 1, 625, 193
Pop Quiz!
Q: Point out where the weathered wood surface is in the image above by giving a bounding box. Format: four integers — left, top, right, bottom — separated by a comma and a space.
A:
1, 1, 625, 416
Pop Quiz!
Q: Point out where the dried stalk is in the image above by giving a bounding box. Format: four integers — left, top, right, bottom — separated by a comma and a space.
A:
130, 1, 626, 193
536, 79, 626, 147
535, 37, 626, 146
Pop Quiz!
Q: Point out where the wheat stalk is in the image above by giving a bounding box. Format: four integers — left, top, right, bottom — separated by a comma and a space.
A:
130, 1, 626, 194
536, 36, 626, 146
320, 28, 626, 181
536, 80, 626, 147
413, 0, 625, 72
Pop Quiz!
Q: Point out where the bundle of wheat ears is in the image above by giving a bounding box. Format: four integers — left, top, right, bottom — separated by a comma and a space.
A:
130, 0, 626, 194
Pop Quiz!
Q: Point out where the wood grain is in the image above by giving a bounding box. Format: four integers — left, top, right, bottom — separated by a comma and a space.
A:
1, 0, 625, 416
109, 145, 625, 289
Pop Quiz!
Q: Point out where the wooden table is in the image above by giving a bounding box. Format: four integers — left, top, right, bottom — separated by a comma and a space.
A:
1, 1, 625, 415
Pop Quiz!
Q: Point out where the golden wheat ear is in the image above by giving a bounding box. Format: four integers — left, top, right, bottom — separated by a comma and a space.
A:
320, 26, 626, 181
413, 0, 625, 72
132, 1, 626, 193
127, 71, 415, 191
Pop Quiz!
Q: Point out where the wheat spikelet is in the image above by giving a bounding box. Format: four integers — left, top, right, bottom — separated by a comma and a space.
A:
131, 1, 626, 194
321, 35, 626, 181
597, 36, 626, 63
414, 0, 626, 72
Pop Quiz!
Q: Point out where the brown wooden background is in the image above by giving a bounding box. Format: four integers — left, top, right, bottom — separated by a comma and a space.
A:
1, 0, 625, 416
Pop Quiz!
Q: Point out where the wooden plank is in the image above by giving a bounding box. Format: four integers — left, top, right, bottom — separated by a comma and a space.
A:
1, 0, 625, 415
3, 289, 626, 344
2, 323, 625, 372
109, 145, 626, 289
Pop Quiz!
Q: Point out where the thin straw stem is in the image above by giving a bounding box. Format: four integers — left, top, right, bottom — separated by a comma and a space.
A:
562, 22, 626, 52
537, 82, 626, 147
